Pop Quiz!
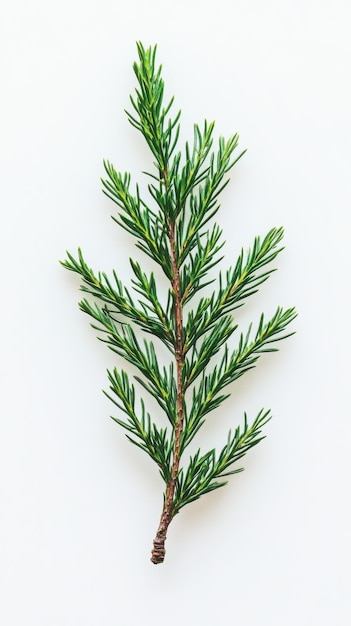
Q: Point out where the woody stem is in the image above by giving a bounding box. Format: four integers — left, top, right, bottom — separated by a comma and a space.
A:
150, 217, 184, 564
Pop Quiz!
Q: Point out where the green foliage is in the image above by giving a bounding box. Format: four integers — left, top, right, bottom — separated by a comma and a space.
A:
61, 42, 296, 561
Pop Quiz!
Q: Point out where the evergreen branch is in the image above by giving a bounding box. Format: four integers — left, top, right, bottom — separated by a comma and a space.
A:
61, 248, 173, 348
184, 226, 285, 349
129, 258, 174, 339
174, 409, 271, 512
126, 42, 181, 182
179, 223, 225, 304
178, 133, 246, 265
105, 368, 172, 482
62, 42, 296, 564
78, 299, 177, 424
183, 315, 237, 389
101, 161, 172, 278
182, 307, 296, 451
173, 120, 215, 214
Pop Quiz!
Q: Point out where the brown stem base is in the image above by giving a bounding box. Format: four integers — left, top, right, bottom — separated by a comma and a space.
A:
150, 506, 173, 564
150, 532, 167, 564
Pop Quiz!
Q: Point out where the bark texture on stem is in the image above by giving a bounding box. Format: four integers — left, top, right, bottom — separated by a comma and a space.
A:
151, 218, 184, 564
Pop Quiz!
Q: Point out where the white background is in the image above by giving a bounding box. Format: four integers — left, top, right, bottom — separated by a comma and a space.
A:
1, 1, 350, 624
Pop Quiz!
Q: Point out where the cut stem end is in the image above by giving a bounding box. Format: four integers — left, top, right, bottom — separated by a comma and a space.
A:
151, 534, 166, 564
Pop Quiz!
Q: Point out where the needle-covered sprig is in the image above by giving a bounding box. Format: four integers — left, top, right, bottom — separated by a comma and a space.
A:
61, 42, 296, 564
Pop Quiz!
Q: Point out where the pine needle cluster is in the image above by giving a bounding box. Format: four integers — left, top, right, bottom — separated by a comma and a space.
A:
61, 42, 296, 564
